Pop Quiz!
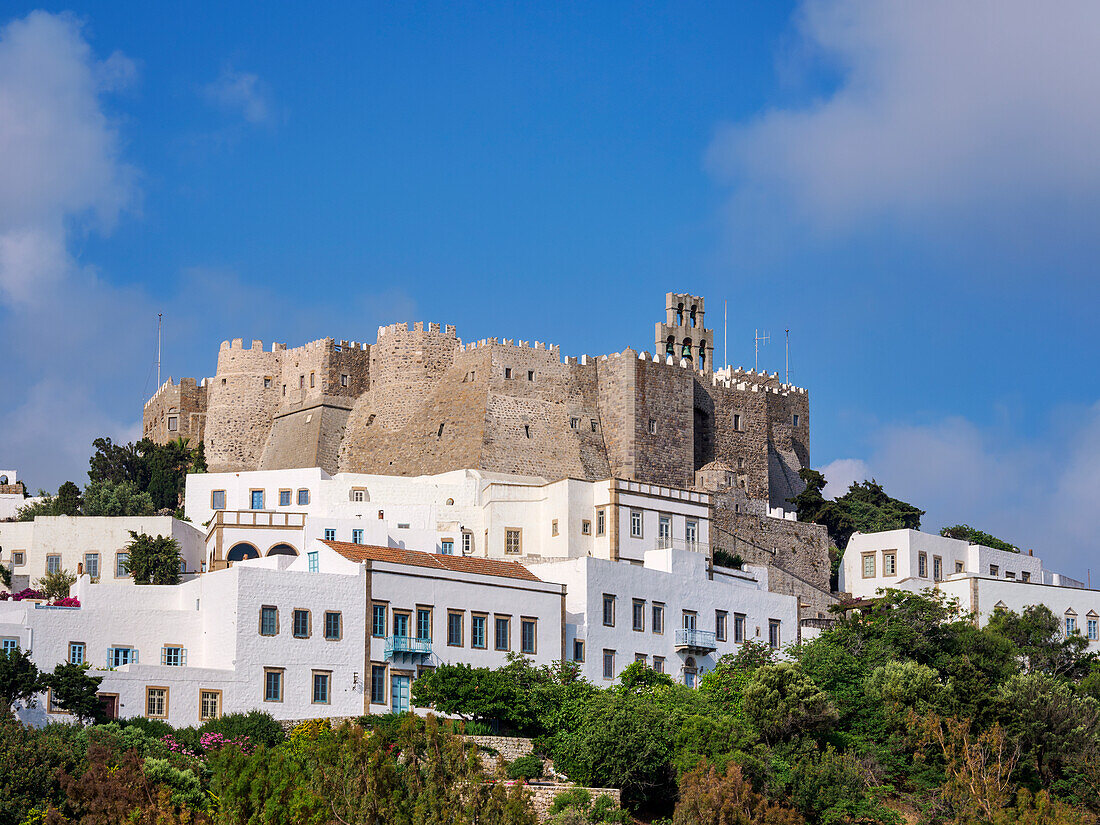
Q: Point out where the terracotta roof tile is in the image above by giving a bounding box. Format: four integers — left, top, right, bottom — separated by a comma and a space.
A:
323, 541, 542, 582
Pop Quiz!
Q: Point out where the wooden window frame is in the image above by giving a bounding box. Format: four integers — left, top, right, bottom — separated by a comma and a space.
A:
68, 641, 86, 665
161, 644, 186, 667
416, 606, 433, 641
199, 688, 222, 722
716, 610, 728, 642
632, 598, 645, 632
249, 488, 265, 510
259, 605, 279, 637
861, 552, 876, 579
263, 667, 285, 703
83, 553, 100, 578
114, 551, 129, 579
520, 617, 537, 655
494, 614, 512, 651
370, 662, 387, 705
324, 611, 343, 641
652, 602, 665, 635
918, 552, 928, 578
505, 528, 523, 555
46, 688, 66, 715
573, 638, 585, 662
278, 488, 292, 507
603, 594, 616, 628
653, 656, 665, 674
391, 609, 412, 639
581, 519, 591, 535
447, 610, 464, 647
734, 612, 746, 644
297, 489, 310, 506
471, 612, 488, 649
292, 608, 312, 639
596, 508, 606, 536
371, 603, 388, 638
210, 490, 226, 510
11, 551, 24, 566
933, 555, 943, 581
45, 554, 61, 575
145, 685, 170, 719
602, 649, 615, 680
882, 551, 897, 577
312, 670, 332, 705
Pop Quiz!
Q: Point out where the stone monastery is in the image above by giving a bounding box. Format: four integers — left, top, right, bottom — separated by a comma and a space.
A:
145, 293, 834, 613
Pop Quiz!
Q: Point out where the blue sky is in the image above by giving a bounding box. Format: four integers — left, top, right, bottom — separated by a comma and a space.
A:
1, 2, 1097, 574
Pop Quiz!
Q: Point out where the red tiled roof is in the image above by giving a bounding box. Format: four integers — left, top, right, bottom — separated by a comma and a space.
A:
323, 541, 542, 582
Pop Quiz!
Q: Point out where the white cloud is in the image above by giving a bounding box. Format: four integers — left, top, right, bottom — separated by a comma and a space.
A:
0, 11, 135, 304
708, 0, 1100, 237
819, 457, 870, 499
202, 68, 272, 124
824, 403, 1100, 577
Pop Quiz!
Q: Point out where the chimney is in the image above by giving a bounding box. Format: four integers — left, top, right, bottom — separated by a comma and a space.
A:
1028, 548, 1033, 556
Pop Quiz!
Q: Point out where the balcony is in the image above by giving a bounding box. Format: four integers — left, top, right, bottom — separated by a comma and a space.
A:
674, 628, 717, 654
384, 635, 432, 661
654, 538, 710, 555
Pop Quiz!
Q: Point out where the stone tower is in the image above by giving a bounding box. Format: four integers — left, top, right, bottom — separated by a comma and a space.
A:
655, 293, 714, 374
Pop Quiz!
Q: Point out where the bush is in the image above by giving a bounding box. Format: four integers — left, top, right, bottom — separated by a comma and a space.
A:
33, 569, 77, 602
200, 710, 285, 748
120, 716, 175, 739
508, 754, 544, 780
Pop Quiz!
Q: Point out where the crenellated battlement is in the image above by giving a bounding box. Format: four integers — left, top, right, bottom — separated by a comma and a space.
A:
377, 321, 458, 338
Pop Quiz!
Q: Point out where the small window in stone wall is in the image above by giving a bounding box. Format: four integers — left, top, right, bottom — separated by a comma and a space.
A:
310, 372, 315, 388
524, 425, 531, 439
590, 420, 598, 432
527, 370, 534, 381
793, 414, 799, 427
733, 413, 741, 430
504, 367, 512, 379
438, 423, 445, 438
221, 378, 226, 385
570, 417, 579, 430
341, 374, 349, 387
167, 416, 178, 432
581, 520, 591, 535
648, 419, 656, 434
299, 375, 304, 389
264, 377, 272, 388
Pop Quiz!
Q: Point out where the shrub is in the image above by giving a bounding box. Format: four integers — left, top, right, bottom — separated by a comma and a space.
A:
508, 755, 544, 780
673, 761, 805, 825
121, 715, 175, 739
33, 569, 77, 602
200, 710, 285, 748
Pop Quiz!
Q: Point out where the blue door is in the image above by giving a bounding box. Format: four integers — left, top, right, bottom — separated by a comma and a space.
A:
391, 675, 410, 713
251, 490, 264, 509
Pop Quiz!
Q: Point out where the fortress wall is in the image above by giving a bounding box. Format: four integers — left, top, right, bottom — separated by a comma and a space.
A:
709, 383, 771, 501
259, 401, 353, 475
596, 352, 637, 480
205, 340, 284, 472
366, 323, 461, 432
143, 377, 208, 445
630, 353, 695, 489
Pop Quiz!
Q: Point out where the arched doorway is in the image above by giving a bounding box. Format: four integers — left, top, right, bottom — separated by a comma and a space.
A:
226, 543, 260, 562
267, 543, 297, 557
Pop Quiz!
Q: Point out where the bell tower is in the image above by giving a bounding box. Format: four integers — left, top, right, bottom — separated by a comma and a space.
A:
654, 292, 714, 373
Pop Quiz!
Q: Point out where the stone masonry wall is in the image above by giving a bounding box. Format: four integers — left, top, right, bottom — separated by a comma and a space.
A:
205, 340, 284, 472
143, 377, 208, 446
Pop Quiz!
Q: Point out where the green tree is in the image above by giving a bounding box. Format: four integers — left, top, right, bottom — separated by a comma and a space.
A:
940, 523, 1018, 553
673, 761, 805, 825
0, 561, 10, 590
789, 469, 924, 550
0, 647, 40, 715
82, 479, 156, 517
125, 532, 183, 585
742, 662, 838, 744
40, 662, 105, 723
987, 605, 1091, 678
34, 569, 77, 601
53, 481, 82, 516
617, 660, 675, 694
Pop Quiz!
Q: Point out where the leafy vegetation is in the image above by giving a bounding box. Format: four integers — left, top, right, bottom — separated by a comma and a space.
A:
789, 469, 924, 550
940, 523, 1019, 553
125, 531, 184, 585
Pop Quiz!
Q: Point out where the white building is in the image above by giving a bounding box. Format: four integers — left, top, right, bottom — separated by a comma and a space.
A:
0, 516, 206, 593
532, 547, 798, 686
0, 469, 29, 521
840, 529, 1100, 648
0, 539, 564, 727
185, 468, 711, 570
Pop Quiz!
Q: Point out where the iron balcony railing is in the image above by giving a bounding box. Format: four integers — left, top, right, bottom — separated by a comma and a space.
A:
674, 628, 717, 651
384, 635, 432, 660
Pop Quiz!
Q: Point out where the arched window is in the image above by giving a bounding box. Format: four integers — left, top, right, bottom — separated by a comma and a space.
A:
681, 338, 693, 361
665, 336, 675, 357
0, 475, 8, 485
698, 342, 706, 371
226, 543, 260, 562
676, 302, 684, 325
690, 305, 697, 328
267, 543, 297, 557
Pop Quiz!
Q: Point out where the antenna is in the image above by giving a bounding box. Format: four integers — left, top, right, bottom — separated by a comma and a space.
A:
754, 329, 769, 372
156, 313, 162, 387
724, 301, 728, 370
785, 329, 790, 384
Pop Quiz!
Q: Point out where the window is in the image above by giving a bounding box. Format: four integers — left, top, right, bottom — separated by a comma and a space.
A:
352, 529, 363, 544
448, 612, 463, 646
264, 377, 272, 388
504, 367, 512, 379
68, 642, 85, 665
582, 519, 591, 535
260, 606, 278, 636
505, 529, 522, 555
46, 554, 61, 575
630, 599, 646, 632
161, 646, 186, 666
462, 533, 472, 554
570, 417, 579, 430
883, 552, 897, 576
862, 553, 876, 578
933, 556, 943, 581
551, 519, 559, 537
716, 610, 728, 642
524, 424, 531, 439
494, 616, 511, 651
352, 488, 366, 503
116, 552, 129, 578
955, 561, 965, 574
652, 603, 665, 634
107, 647, 135, 667
1022, 571, 1031, 582
211, 490, 226, 510
1, 638, 17, 654
793, 414, 799, 427
293, 609, 311, 638
167, 416, 179, 432
1006, 571, 1016, 580
768, 619, 781, 649
324, 611, 342, 641
371, 665, 386, 704
684, 659, 698, 688
734, 613, 746, 643
683, 610, 697, 631
324, 528, 336, 541
264, 669, 283, 702
686, 520, 698, 549
658, 515, 672, 548
635, 653, 648, 665
630, 510, 643, 538
308, 551, 319, 572
596, 509, 606, 536
653, 656, 665, 674
918, 552, 928, 578
1067, 616, 1079, 636
279, 490, 292, 507
200, 690, 221, 721
1089, 619, 1099, 641
733, 413, 741, 430
341, 374, 349, 387
526, 369, 535, 381
471, 615, 487, 649
250, 490, 264, 510
573, 639, 585, 662
590, 419, 598, 432
297, 489, 310, 506
521, 618, 537, 654
441, 539, 454, 555
417, 608, 431, 641
312, 671, 331, 704
603, 649, 615, 680
989, 564, 999, 577
310, 372, 315, 388
603, 594, 616, 627
146, 687, 168, 719
372, 604, 387, 637
11, 551, 24, 566
84, 553, 99, 578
